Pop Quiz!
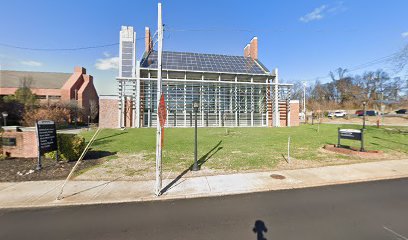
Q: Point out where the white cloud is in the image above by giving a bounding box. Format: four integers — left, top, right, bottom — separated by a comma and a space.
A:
95, 56, 119, 70
300, 2, 346, 23
103, 52, 111, 57
300, 5, 327, 23
20, 60, 43, 67
327, 1, 347, 14
402, 32, 408, 38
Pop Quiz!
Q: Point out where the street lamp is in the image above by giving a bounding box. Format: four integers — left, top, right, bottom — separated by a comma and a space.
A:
2, 112, 8, 126
192, 100, 200, 171
362, 101, 366, 129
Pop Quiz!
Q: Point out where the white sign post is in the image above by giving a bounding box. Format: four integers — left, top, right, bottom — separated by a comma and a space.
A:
155, 2, 164, 196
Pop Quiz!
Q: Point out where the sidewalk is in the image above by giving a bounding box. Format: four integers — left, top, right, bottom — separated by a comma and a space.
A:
1, 159, 408, 209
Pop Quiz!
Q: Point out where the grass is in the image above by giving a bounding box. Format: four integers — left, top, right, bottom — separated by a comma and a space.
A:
80, 124, 408, 172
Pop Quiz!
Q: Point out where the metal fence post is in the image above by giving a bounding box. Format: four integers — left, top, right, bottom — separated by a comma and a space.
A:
360, 128, 365, 152
337, 128, 341, 148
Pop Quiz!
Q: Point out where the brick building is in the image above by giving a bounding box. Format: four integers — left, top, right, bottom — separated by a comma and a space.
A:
0, 66, 99, 118
99, 26, 299, 128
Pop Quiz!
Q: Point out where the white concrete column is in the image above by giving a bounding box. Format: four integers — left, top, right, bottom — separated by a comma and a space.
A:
287, 87, 291, 127
251, 77, 254, 127
147, 71, 151, 127
135, 61, 141, 128
273, 68, 280, 127
184, 72, 187, 127
201, 74, 204, 127
235, 75, 238, 127
218, 74, 222, 127
265, 79, 269, 127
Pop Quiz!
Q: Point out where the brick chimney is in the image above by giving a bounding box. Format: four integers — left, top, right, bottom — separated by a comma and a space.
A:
145, 27, 153, 53
243, 44, 250, 58
243, 37, 258, 60
249, 37, 258, 60
74, 66, 86, 74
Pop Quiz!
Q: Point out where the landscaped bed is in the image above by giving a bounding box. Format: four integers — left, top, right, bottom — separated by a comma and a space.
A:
0, 156, 102, 182
75, 124, 408, 181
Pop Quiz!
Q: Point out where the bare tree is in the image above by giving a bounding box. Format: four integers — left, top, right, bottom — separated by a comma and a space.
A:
89, 100, 98, 123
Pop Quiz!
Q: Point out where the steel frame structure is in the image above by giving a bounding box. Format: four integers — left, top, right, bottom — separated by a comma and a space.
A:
117, 72, 292, 128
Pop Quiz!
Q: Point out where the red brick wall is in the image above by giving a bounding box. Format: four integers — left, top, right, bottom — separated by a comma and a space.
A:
2, 131, 38, 158
290, 101, 300, 127
249, 37, 258, 60
78, 75, 99, 118
99, 98, 118, 128
268, 100, 300, 127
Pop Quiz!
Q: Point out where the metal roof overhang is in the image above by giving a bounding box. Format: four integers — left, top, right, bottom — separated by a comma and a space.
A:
139, 67, 274, 77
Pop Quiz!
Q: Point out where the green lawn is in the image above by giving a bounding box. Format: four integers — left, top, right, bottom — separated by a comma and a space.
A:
80, 124, 408, 171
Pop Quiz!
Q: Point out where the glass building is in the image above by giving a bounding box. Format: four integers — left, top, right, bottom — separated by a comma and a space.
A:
115, 26, 296, 128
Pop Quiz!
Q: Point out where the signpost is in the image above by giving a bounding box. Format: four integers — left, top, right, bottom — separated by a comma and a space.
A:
337, 128, 365, 152
192, 100, 199, 171
158, 93, 167, 146
362, 101, 367, 129
155, 2, 164, 196
36, 120, 58, 170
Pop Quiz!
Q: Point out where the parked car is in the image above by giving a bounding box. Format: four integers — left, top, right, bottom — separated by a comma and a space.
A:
328, 110, 347, 118
366, 110, 378, 116
395, 109, 407, 114
355, 110, 364, 116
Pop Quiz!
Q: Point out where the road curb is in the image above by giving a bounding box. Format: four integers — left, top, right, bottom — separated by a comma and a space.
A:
2, 173, 407, 210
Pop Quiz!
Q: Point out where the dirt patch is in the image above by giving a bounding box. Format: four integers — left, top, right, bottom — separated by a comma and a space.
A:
322, 116, 408, 125
324, 144, 383, 158
75, 153, 156, 181
270, 174, 286, 179
0, 157, 102, 182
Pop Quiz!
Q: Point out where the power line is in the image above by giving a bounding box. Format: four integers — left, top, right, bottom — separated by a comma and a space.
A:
0, 37, 146, 51
166, 27, 254, 33
297, 51, 400, 83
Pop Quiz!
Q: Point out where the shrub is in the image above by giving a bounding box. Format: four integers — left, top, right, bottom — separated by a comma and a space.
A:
23, 105, 72, 127
45, 134, 85, 162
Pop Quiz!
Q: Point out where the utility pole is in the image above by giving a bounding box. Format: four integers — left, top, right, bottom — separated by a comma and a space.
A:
302, 81, 306, 121
155, 2, 163, 196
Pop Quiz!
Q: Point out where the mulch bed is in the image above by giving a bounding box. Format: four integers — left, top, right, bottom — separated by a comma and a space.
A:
0, 157, 102, 182
324, 144, 383, 157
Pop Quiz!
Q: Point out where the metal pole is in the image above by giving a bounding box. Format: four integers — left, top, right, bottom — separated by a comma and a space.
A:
363, 102, 366, 129
35, 122, 42, 170
337, 127, 341, 148
360, 129, 365, 152
303, 81, 306, 121
193, 106, 198, 171
155, 2, 163, 196
287, 136, 291, 164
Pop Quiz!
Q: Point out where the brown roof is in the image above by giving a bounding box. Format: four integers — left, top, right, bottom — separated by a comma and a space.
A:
0, 70, 72, 89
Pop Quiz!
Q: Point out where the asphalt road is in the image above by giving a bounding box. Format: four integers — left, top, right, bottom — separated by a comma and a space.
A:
1, 178, 408, 240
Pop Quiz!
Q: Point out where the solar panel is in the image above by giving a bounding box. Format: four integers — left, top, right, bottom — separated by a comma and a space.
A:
140, 51, 268, 75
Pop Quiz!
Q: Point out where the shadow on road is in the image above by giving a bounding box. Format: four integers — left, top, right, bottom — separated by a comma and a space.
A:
253, 220, 268, 240
160, 140, 223, 195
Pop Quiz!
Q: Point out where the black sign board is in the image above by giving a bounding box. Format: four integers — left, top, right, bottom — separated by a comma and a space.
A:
337, 128, 365, 152
339, 129, 362, 141
2, 137, 17, 146
36, 120, 58, 154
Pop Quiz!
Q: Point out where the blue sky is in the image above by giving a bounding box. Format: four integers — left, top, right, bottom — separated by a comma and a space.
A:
0, 0, 407, 95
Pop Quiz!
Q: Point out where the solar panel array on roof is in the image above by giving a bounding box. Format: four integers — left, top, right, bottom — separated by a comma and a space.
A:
140, 51, 269, 75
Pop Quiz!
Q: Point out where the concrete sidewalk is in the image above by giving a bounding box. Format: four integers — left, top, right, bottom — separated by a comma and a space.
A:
1, 159, 408, 209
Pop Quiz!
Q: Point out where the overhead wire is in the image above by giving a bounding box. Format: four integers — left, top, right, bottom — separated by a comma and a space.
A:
0, 37, 146, 51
